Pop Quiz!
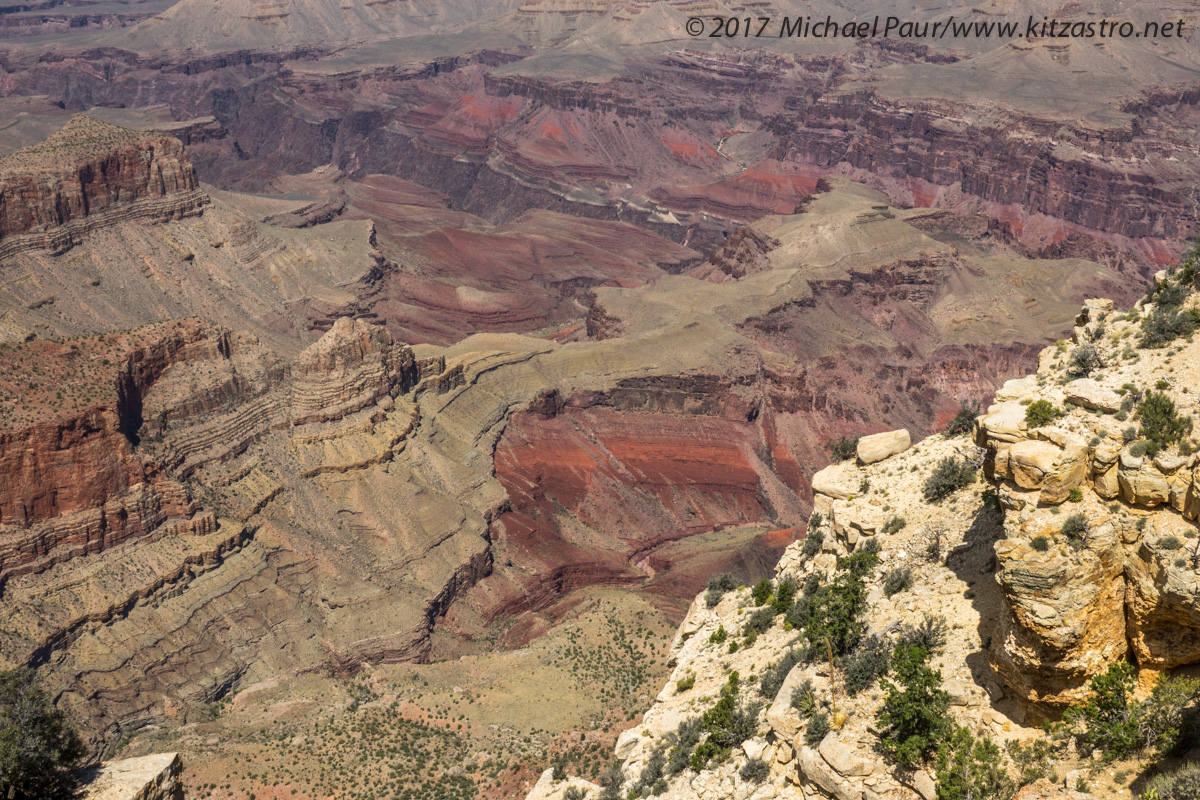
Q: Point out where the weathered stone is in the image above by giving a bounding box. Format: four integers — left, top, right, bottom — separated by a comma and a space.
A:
812, 463, 861, 502
901, 769, 936, 800
1008, 440, 1062, 489
1119, 461, 1172, 507
1039, 442, 1089, 505
525, 768, 602, 800
797, 746, 860, 800
1093, 464, 1120, 499
1064, 379, 1122, 413
819, 737, 872, 777
995, 376, 1040, 402
82, 753, 182, 800
978, 402, 1028, 444
856, 429, 910, 465
992, 519, 1127, 708
1124, 540, 1200, 670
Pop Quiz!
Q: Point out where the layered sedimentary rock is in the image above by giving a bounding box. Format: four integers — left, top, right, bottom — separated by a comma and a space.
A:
976, 270, 1200, 708
0, 117, 207, 259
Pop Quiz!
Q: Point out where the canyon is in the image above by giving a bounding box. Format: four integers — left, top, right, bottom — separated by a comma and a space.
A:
0, 2, 1198, 797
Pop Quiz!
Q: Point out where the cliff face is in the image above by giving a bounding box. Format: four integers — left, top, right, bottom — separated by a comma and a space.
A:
976, 280, 1200, 709
0, 116, 208, 259
536, 274, 1200, 800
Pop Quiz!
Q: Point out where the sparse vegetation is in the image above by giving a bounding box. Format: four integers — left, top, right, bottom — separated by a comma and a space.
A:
826, 436, 860, 462
0, 668, 84, 800
944, 401, 981, 437
739, 758, 769, 783
705, 573, 737, 608
1024, 399, 1061, 428
877, 643, 951, 768
923, 457, 976, 503
883, 567, 913, 597
934, 727, 1015, 800
842, 636, 891, 697
1139, 390, 1193, 449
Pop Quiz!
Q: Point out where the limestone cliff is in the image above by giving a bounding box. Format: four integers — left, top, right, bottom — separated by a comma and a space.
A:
0, 116, 208, 260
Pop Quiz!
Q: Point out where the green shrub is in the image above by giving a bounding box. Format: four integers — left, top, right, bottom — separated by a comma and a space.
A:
1123, 425, 1140, 443
772, 578, 796, 615
0, 668, 84, 800
882, 516, 907, 535
743, 607, 776, 637
705, 573, 738, 608
1024, 400, 1061, 428
709, 625, 727, 645
760, 649, 802, 700
1162, 536, 1183, 551
877, 644, 952, 767
787, 565, 873, 660
1006, 739, 1055, 787
804, 711, 830, 746
676, 673, 695, 693
842, 636, 892, 696
1140, 305, 1200, 348
841, 538, 880, 578
739, 758, 770, 783
564, 787, 588, 800
1139, 390, 1194, 448
897, 615, 948, 655
1147, 762, 1200, 800
1068, 488, 1083, 502
1140, 673, 1200, 756
935, 727, 1015, 800
1060, 514, 1089, 550
1068, 344, 1101, 377
1062, 661, 1140, 760
944, 401, 981, 436
1030, 536, 1050, 552
665, 718, 703, 776
826, 436, 860, 461
791, 680, 816, 717
752, 578, 772, 606
552, 762, 567, 781
883, 567, 913, 597
801, 530, 824, 559
689, 672, 761, 771
923, 457, 976, 503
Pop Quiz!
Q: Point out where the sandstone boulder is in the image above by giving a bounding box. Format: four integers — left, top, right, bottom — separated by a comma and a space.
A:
818, 736, 871, 777
525, 768, 602, 800
1039, 441, 1090, 505
796, 745, 860, 800
978, 402, 1028, 444
1007, 440, 1062, 489
856, 429, 911, 464
995, 376, 1040, 402
1064, 379, 1121, 413
1119, 459, 1172, 507
82, 753, 181, 800
811, 462, 861, 505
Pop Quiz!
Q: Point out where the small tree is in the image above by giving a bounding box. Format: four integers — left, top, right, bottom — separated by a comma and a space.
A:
1063, 661, 1141, 760
1139, 390, 1194, 448
0, 668, 84, 800
1024, 400, 1061, 428
826, 436, 859, 462
877, 645, 952, 768
935, 727, 1016, 800
944, 401, 981, 437
923, 458, 976, 503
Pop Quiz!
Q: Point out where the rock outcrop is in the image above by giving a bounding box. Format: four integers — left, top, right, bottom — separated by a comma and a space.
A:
0, 117, 208, 260
976, 266, 1200, 709
82, 753, 182, 800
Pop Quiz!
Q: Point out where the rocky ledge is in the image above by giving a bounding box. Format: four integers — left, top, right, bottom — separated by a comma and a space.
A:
0, 116, 208, 260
